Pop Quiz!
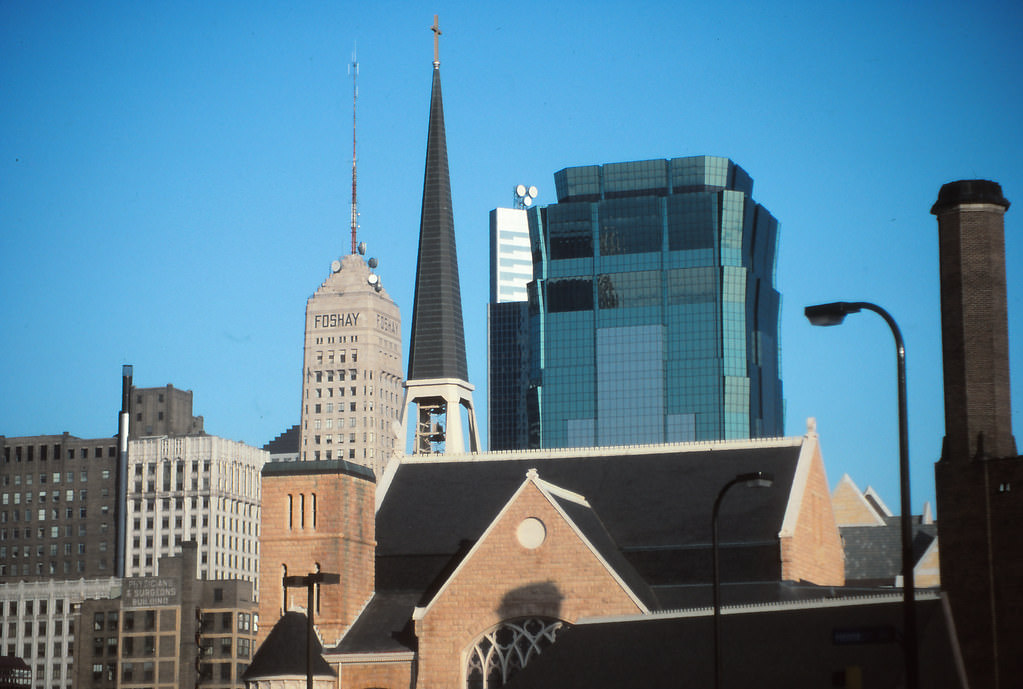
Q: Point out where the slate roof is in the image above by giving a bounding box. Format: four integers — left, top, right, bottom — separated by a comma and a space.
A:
652, 580, 893, 611
407, 65, 469, 382
375, 441, 802, 595
546, 487, 658, 610
242, 612, 336, 680
334, 591, 420, 654
503, 594, 964, 689
840, 516, 937, 585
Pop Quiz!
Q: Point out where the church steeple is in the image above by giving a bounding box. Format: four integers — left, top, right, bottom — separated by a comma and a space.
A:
400, 16, 480, 454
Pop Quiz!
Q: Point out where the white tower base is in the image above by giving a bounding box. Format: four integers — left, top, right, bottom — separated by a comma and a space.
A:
400, 378, 480, 454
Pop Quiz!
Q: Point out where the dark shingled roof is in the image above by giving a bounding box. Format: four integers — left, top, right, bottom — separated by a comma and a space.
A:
407, 66, 469, 382
242, 612, 336, 680
503, 595, 964, 689
376, 443, 801, 594
840, 516, 937, 585
546, 488, 658, 610
334, 591, 420, 654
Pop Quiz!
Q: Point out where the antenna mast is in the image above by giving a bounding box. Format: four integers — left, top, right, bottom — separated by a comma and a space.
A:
349, 47, 359, 255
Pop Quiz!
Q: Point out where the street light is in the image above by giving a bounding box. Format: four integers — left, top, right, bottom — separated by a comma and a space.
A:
804, 300, 918, 689
712, 471, 774, 689
283, 571, 341, 689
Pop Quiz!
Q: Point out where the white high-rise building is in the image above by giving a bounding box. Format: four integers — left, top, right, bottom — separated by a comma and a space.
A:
489, 206, 533, 304
124, 435, 266, 593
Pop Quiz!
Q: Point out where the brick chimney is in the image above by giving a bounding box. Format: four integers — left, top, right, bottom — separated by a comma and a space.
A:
933, 179, 1023, 688
932, 179, 1016, 460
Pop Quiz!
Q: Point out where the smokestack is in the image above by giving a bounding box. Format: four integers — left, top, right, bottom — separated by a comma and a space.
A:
932, 180, 1016, 461
116, 364, 132, 577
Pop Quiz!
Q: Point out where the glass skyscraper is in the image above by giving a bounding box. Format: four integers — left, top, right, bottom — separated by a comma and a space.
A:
497, 156, 783, 448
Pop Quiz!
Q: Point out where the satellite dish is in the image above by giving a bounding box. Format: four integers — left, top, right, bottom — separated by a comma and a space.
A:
368, 257, 378, 269
522, 196, 533, 207
528, 186, 538, 198
367, 274, 379, 285
331, 260, 342, 273
358, 242, 367, 255
515, 184, 527, 197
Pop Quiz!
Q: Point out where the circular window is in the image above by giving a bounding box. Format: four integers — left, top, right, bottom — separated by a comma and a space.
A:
515, 517, 546, 549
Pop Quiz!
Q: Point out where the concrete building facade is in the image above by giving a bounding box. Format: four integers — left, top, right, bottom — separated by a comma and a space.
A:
0, 578, 120, 689
124, 434, 266, 591
299, 253, 404, 476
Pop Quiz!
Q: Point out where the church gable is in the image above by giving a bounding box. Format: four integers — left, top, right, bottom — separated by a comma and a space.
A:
411, 470, 648, 689
832, 474, 887, 526
778, 431, 845, 585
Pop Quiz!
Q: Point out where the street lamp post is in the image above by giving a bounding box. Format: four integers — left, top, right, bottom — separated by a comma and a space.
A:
283, 571, 341, 689
712, 471, 774, 689
804, 300, 918, 689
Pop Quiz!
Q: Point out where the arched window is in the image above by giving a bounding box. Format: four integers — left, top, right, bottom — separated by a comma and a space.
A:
465, 617, 565, 689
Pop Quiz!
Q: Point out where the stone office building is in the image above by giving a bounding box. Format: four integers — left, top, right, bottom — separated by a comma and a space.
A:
298, 252, 404, 476
73, 544, 258, 689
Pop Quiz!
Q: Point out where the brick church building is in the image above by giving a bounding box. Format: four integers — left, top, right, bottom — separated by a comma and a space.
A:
248, 426, 849, 689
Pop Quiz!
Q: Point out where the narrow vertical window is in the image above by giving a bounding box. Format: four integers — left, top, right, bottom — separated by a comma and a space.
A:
300, 494, 305, 529
311, 493, 317, 529
281, 565, 288, 615
287, 495, 293, 530
315, 562, 322, 614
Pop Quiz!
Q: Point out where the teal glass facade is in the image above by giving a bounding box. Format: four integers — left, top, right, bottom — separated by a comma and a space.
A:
523, 156, 783, 447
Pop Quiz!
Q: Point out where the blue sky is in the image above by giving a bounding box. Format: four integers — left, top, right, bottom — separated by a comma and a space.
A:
3, 1, 1021, 514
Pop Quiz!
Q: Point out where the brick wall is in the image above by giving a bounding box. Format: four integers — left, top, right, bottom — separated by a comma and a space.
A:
831, 474, 884, 526
413, 479, 645, 689
340, 658, 415, 689
936, 200, 1016, 461
780, 440, 845, 585
937, 456, 1023, 687
257, 466, 375, 648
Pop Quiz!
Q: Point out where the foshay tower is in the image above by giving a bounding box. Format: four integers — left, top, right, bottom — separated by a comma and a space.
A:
400, 16, 481, 454
299, 53, 403, 477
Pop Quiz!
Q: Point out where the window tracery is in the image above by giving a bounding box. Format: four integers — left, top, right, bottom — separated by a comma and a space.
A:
465, 617, 565, 689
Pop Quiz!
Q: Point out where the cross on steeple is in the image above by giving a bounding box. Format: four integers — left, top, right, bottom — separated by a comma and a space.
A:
431, 14, 442, 67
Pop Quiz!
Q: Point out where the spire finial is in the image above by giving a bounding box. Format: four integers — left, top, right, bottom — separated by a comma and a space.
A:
431, 14, 441, 68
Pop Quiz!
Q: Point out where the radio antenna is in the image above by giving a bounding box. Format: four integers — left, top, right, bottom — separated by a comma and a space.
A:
349, 45, 359, 254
